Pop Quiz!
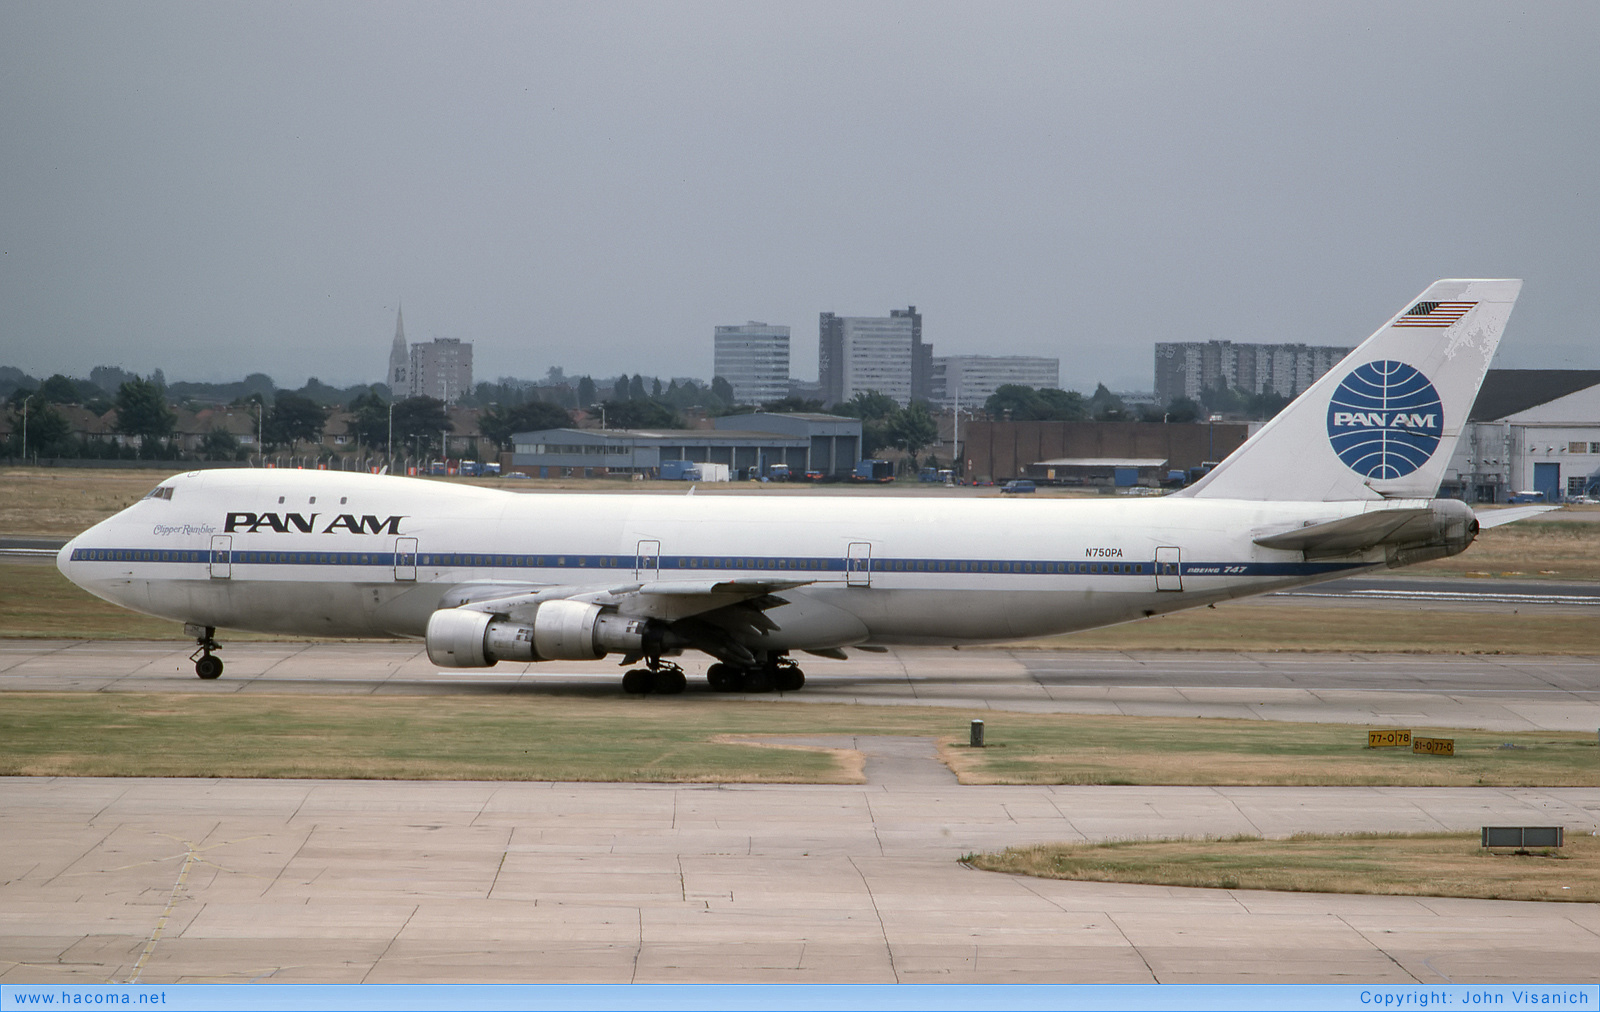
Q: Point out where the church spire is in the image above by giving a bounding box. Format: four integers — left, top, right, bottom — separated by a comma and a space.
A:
387, 304, 409, 394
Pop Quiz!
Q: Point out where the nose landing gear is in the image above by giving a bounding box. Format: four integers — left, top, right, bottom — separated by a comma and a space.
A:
187, 625, 223, 679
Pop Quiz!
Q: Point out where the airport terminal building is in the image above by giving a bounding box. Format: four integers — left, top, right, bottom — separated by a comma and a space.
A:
510, 413, 862, 479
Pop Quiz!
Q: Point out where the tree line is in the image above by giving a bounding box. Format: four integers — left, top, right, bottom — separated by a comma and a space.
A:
982, 383, 1288, 424
6, 361, 1291, 466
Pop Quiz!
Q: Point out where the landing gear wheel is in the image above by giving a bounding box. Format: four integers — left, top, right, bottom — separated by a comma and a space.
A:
775, 666, 805, 692
743, 668, 773, 694
621, 669, 651, 695
706, 663, 739, 692
651, 668, 687, 694
189, 625, 223, 680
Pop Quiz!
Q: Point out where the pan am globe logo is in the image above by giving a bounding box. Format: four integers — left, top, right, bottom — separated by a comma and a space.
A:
1326, 360, 1444, 480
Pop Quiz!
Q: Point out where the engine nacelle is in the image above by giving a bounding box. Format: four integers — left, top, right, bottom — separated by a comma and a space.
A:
425, 599, 650, 667
1387, 498, 1480, 569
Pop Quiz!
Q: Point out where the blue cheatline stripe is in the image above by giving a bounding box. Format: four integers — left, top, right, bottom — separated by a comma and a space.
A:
70, 547, 1368, 579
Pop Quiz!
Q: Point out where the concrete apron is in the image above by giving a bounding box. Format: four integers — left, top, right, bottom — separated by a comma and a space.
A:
3, 770, 1598, 986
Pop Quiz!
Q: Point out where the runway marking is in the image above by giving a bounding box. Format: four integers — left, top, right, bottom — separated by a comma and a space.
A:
1280, 589, 1600, 606
0, 548, 59, 559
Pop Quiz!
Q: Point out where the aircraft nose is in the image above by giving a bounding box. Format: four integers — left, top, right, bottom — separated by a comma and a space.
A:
57, 534, 81, 582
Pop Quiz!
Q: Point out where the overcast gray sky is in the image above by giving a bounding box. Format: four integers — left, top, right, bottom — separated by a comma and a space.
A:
2, 1, 1595, 394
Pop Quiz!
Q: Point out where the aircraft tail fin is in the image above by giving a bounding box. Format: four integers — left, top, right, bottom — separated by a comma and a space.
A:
1178, 279, 1522, 501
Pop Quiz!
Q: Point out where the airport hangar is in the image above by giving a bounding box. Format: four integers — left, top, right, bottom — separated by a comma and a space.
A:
509, 412, 862, 479
961, 369, 1600, 500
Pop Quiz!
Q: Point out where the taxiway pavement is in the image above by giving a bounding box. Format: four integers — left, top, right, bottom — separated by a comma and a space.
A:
2, 640, 1597, 732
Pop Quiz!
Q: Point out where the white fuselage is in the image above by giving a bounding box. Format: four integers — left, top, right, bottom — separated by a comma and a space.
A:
58, 469, 1414, 651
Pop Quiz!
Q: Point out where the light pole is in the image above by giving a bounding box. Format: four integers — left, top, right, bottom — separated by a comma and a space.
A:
387, 399, 395, 474
254, 400, 263, 467
952, 380, 962, 480
20, 393, 34, 462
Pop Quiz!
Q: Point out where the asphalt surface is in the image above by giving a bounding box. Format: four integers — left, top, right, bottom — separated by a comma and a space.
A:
4, 640, 1597, 732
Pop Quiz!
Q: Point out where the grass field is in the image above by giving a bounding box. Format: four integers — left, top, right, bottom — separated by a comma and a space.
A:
1005, 601, 1600, 654
966, 832, 1600, 903
1411, 518, 1600, 581
2, 692, 1594, 786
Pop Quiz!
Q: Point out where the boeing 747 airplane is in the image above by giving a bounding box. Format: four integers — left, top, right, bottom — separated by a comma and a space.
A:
58, 279, 1543, 693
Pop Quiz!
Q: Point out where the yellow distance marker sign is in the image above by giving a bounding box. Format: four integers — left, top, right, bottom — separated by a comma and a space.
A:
1413, 736, 1455, 756
1368, 729, 1412, 748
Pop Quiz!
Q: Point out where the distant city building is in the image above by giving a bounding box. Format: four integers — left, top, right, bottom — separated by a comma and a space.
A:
386, 308, 408, 393
409, 337, 473, 405
713, 322, 791, 405
1154, 340, 1353, 405
931, 355, 1060, 409
892, 306, 934, 404
818, 306, 930, 407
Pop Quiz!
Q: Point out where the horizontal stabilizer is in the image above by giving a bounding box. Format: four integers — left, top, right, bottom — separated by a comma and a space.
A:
1253, 508, 1435, 556
1475, 505, 1562, 529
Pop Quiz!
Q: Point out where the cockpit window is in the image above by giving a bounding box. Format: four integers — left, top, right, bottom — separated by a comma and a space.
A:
142, 486, 175, 501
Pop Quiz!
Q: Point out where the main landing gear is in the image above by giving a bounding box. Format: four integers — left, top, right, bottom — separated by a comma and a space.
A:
621, 661, 687, 695
620, 655, 807, 695
188, 625, 223, 680
705, 658, 804, 694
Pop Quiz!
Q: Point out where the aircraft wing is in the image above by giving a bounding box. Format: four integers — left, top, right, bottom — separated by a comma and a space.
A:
1474, 505, 1562, 529
1252, 508, 1436, 557
452, 577, 814, 623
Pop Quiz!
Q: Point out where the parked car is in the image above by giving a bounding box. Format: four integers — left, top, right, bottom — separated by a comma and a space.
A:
1000, 480, 1036, 494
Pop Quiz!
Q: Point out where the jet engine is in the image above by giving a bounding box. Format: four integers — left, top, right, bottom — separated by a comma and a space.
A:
425, 599, 651, 667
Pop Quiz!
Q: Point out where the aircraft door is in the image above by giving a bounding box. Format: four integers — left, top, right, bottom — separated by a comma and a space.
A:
209, 535, 232, 579
847, 542, 872, 587
636, 539, 661, 579
394, 537, 418, 582
1155, 546, 1181, 591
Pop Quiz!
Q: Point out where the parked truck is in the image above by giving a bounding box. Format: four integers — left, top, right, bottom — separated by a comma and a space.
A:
852, 459, 895, 482
659, 460, 704, 481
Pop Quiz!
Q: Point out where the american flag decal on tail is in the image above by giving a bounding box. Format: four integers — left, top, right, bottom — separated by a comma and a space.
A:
1391, 301, 1475, 327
